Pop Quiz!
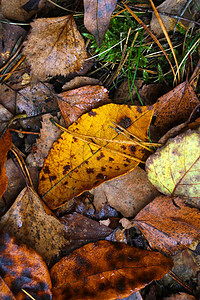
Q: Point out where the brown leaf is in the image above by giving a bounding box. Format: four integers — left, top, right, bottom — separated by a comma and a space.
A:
62, 76, 102, 91
0, 105, 13, 133
134, 196, 200, 255
2, 0, 45, 22
0, 187, 70, 265
84, 0, 117, 47
91, 166, 159, 217
163, 292, 196, 300
23, 15, 88, 81
0, 231, 52, 299
50, 240, 173, 300
16, 83, 58, 130
60, 212, 113, 251
57, 85, 111, 127
154, 81, 199, 134
26, 114, 61, 168
0, 130, 12, 200
0, 276, 16, 300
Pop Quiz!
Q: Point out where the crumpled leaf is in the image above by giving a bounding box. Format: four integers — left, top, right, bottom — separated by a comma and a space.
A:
57, 85, 110, 127
84, 0, 117, 47
0, 187, 70, 265
91, 166, 159, 217
154, 81, 199, 134
38, 103, 155, 209
0, 231, 52, 299
134, 196, 200, 255
50, 240, 173, 300
0, 130, 12, 199
23, 15, 88, 80
62, 76, 102, 91
146, 129, 200, 202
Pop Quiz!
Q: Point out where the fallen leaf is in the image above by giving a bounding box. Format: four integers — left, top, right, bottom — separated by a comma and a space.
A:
38, 103, 155, 209
23, 15, 88, 80
57, 85, 111, 127
150, 0, 194, 36
50, 240, 173, 300
60, 212, 113, 251
26, 114, 61, 168
146, 129, 200, 202
0, 187, 70, 265
113, 79, 144, 104
84, 0, 117, 47
0, 231, 52, 299
0, 84, 17, 114
0, 105, 13, 133
62, 76, 102, 91
22, 0, 43, 12
0, 276, 16, 300
16, 83, 58, 130
2, 0, 45, 21
0, 130, 12, 200
154, 81, 199, 134
134, 196, 200, 255
163, 293, 196, 300
139, 83, 169, 106
91, 166, 159, 217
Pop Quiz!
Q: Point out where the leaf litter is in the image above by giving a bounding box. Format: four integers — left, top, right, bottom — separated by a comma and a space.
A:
0, 1, 200, 299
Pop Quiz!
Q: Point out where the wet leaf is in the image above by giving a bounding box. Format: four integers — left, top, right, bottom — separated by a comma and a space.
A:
0, 130, 12, 199
134, 196, 200, 255
23, 15, 88, 80
50, 240, 173, 300
0, 187, 70, 265
57, 85, 110, 127
38, 103, 155, 209
0, 231, 52, 299
146, 129, 200, 202
154, 81, 199, 134
84, 0, 117, 47
91, 166, 159, 217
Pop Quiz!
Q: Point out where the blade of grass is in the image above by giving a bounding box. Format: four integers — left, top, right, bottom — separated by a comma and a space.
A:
123, 2, 177, 85
148, 0, 180, 84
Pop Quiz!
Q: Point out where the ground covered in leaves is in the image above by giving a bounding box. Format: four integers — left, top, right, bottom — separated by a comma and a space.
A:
0, 0, 200, 299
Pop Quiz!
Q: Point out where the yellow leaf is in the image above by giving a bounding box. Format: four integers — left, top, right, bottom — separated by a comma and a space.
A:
38, 103, 155, 209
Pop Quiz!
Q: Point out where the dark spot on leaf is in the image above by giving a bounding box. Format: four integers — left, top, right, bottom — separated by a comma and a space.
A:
124, 164, 128, 167
116, 277, 126, 292
63, 164, 70, 175
121, 145, 126, 150
97, 152, 105, 160
130, 146, 136, 153
115, 166, 120, 170
137, 106, 142, 113
74, 268, 81, 278
43, 166, 50, 174
49, 175, 57, 181
73, 137, 77, 142
109, 157, 114, 162
118, 116, 132, 129
64, 181, 68, 185
40, 175, 45, 181
88, 111, 97, 116
96, 173, 104, 179
101, 167, 106, 171
87, 168, 94, 174
126, 158, 131, 163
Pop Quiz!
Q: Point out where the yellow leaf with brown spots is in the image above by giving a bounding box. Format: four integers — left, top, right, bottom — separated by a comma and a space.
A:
38, 103, 155, 209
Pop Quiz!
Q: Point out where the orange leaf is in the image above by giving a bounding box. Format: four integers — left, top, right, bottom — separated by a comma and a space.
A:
50, 240, 173, 300
57, 85, 110, 127
23, 15, 88, 80
0, 231, 52, 299
38, 103, 155, 209
0, 276, 16, 300
84, 0, 117, 47
0, 130, 12, 199
154, 81, 199, 134
134, 196, 200, 255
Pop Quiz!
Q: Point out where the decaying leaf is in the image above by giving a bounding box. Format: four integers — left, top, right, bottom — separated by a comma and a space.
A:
62, 76, 102, 91
2, 0, 45, 21
26, 114, 62, 168
0, 130, 12, 200
0, 276, 16, 300
84, 0, 117, 47
50, 240, 173, 300
134, 196, 200, 255
91, 166, 159, 217
146, 129, 200, 202
154, 81, 199, 134
23, 15, 88, 80
57, 85, 110, 127
0, 187, 70, 265
0, 231, 52, 299
39, 103, 155, 209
